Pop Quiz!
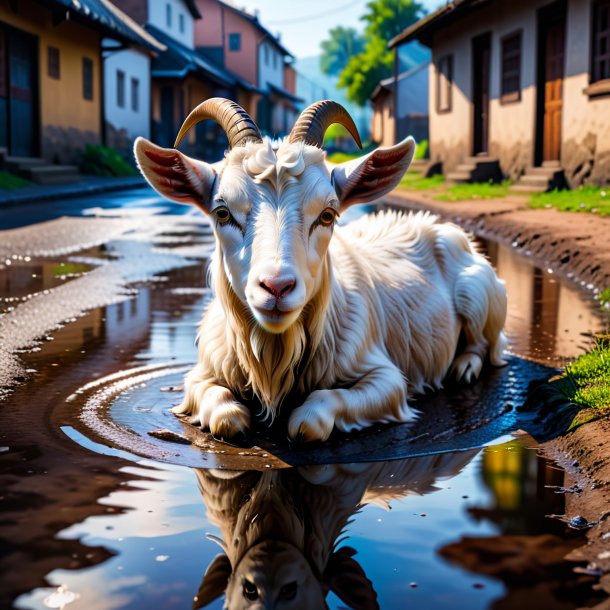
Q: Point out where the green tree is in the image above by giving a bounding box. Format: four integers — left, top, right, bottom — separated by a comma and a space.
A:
336, 0, 427, 105
320, 26, 366, 76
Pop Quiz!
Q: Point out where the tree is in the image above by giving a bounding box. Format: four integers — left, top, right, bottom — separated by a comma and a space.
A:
336, 0, 427, 105
320, 27, 366, 76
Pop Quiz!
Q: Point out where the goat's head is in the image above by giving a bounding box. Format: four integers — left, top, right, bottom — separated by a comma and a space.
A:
134, 98, 415, 334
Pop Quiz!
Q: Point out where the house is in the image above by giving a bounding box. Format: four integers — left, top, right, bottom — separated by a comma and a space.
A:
195, 0, 301, 137
371, 62, 429, 148
0, 0, 158, 180
389, 0, 610, 189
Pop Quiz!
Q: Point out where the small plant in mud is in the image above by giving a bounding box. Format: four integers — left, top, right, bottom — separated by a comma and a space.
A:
434, 180, 513, 202
529, 186, 610, 217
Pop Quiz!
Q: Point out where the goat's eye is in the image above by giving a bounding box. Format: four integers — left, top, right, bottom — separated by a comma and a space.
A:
214, 206, 232, 225
242, 579, 258, 601
280, 582, 297, 600
318, 208, 337, 227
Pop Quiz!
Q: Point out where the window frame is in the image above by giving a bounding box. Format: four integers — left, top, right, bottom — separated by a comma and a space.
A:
117, 69, 125, 108
500, 29, 522, 104
590, 0, 610, 90
436, 54, 453, 114
166, 3, 172, 28
131, 76, 139, 112
228, 32, 241, 52
179, 13, 185, 33
82, 57, 93, 101
47, 46, 60, 80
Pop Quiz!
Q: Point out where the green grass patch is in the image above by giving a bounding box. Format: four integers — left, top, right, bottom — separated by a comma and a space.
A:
0, 170, 30, 190
399, 171, 445, 191
434, 180, 512, 202
326, 151, 363, 164
415, 139, 428, 160
529, 186, 610, 216
80, 144, 137, 177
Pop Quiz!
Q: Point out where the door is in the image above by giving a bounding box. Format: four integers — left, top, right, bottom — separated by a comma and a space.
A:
160, 86, 174, 148
542, 20, 565, 161
535, 2, 566, 164
0, 26, 38, 157
472, 33, 491, 155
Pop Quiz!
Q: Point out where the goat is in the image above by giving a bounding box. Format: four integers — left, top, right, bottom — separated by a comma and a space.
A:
192, 451, 477, 609
134, 98, 507, 442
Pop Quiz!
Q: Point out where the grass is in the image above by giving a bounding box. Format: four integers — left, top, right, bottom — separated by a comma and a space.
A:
326, 151, 362, 164
0, 170, 30, 190
414, 139, 428, 160
399, 171, 445, 191
434, 180, 512, 202
80, 144, 137, 177
529, 186, 610, 216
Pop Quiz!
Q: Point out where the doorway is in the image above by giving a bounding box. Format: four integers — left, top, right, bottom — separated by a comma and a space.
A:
0, 25, 39, 157
535, 1, 566, 164
472, 32, 491, 156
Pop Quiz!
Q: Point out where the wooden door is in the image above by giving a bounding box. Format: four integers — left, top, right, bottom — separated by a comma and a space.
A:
160, 86, 174, 148
473, 33, 491, 155
542, 20, 565, 161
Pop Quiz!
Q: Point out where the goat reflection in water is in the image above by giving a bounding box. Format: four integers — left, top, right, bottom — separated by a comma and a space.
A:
192, 451, 476, 609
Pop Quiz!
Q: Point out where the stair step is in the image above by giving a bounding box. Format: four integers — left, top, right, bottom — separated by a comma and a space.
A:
455, 164, 476, 172
464, 156, 500, 165
510, 183, 549, 193
542, 160, 561, 168
5, 156, 47, 170
518, 175, 551, 187
27, 165, 80, 185
527, 166, 561, 177
446, 171, 472, 183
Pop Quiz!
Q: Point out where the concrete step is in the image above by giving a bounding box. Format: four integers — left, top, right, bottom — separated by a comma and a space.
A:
510, 183, 549, 193
446, 171, 472, 183
542, 160, 561, 168
464, 156, 500, 166
26, 165, 81, 185
455, 163, 476, 173
4, 156, 47, 171
518, 175, 551, 188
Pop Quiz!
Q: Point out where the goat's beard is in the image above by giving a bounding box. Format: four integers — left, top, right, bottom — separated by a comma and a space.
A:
215, 259, 331, 419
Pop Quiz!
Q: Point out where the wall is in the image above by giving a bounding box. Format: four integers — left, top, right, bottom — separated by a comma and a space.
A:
0, 0, 102, 163
104, 45, 151, 144
424, 0, 610, 185
258, 39, 284, 90
148, 0, 194, 48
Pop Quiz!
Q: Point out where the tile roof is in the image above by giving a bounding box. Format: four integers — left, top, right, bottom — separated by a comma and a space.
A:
43, 0, 165, 52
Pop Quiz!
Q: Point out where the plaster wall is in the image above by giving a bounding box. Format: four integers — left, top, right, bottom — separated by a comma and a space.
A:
258, 40, 284, 91
148, 0, 194, 48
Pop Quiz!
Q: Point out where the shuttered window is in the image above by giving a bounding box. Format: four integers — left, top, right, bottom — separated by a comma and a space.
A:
131, 77, 139, 112
436, 54, 453, 113
501, 31, 521, 103
83, 57, 93, 101
592, 0, 610, 82
47, 46, 60, 80
117, 69, 125, 108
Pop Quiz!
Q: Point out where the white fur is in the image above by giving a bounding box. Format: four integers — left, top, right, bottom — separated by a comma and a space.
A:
135, 135, 508, 441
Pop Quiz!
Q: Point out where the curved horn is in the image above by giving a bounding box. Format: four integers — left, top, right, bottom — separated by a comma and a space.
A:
174, 98, 262, 149
288, 100, 362, 149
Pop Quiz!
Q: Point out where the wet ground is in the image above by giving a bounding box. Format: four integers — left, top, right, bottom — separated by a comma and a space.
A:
0, 190, 607, 609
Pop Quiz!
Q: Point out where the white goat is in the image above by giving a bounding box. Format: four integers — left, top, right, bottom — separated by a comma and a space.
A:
134, 98, 507, 442
192, 451, 477, 609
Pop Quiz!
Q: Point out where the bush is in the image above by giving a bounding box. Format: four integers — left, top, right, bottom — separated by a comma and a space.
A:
80, 144, 137, 177
414, 139, 428, 160
0, 170, 30, 190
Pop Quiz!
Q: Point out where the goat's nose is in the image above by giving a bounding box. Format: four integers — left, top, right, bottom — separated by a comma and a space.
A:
259, 275, 297, 298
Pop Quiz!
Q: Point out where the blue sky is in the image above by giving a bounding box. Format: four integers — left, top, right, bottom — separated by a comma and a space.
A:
236, 0, 442, 58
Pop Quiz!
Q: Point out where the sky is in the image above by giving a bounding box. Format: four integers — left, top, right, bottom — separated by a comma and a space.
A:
235, 0, 443, 59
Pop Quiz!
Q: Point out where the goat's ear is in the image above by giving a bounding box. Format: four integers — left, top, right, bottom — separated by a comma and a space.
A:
331, 136, 416, 209
325, 547, 379, 610
193, 553, 231, 609
134, 137, 217, 214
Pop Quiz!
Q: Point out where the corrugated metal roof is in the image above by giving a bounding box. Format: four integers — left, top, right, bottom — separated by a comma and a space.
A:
43, 0, 165, 52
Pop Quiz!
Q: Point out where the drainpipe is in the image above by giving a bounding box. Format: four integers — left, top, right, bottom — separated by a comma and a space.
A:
99, 42, 106, 147
393, 46, 398, 145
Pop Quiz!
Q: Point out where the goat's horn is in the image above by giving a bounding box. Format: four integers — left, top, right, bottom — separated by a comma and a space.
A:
288, 100, 362, 149
174, 98, 262, 149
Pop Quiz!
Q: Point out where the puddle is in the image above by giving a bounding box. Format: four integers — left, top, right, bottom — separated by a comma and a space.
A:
0, 204, 606, 609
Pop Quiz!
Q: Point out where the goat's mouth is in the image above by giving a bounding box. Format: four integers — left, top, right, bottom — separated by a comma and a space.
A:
251, 305, 301, 333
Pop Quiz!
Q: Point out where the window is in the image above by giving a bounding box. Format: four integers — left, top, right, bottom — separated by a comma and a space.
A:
82, 57, 93, 100
179, 13, 185, 33
166, 3, 172, 27
264, 44, 269, 64
229, 33, 241, 51
47, 46, 60, 79
117, 69, 125, 107
592, 0, 610, 82
501, 31, 521, 103
273, 50, 277, 69
436, 54, 452, 113
131, 77, 139, 112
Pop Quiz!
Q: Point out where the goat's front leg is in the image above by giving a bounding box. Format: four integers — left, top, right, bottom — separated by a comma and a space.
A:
173, 368, 250, 439
288, 348, 417, 442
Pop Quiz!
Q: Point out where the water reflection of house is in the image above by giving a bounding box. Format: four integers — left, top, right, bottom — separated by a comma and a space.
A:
0, 0, 159, 170
104, 289, 151, 348
390, 0, 610, 190
487, 242, 601, 359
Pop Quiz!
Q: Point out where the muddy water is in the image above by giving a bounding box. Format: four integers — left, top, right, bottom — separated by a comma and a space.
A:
0, 204, 606, 610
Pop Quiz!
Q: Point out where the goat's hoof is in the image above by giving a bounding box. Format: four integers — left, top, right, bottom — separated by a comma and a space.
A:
209, 402, 251, 439
451, 353, 483, 384
288, 403, 335, 442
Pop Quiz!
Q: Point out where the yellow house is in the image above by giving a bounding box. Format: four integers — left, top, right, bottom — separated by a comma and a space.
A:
0, 0, 158, 165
